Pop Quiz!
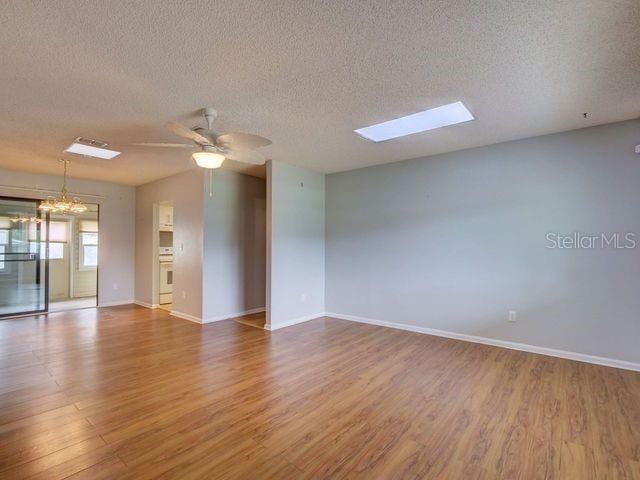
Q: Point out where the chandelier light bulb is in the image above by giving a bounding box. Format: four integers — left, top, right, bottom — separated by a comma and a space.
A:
70, 198, 88, 213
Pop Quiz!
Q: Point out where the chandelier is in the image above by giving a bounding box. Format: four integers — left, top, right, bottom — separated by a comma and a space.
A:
10, 216, 42, 224
38, 159, 88, 214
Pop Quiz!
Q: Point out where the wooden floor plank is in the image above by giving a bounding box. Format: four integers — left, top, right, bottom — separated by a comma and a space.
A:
0, 305, 638, 479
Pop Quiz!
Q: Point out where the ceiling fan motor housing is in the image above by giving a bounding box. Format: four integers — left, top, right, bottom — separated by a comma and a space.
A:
203, 108, 218, 130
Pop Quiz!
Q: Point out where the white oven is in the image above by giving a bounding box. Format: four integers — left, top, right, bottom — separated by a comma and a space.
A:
159, 257, 173, 304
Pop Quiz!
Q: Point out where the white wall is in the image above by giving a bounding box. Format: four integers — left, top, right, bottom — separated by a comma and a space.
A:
0, 167, 135, 306
135, 169, 204, 319
202, 170, 266, 321
266, 160, 325, 329
326, 119, 640, 365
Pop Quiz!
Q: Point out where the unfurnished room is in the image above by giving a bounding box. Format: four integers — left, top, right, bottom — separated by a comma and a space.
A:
0, 1, 639, 479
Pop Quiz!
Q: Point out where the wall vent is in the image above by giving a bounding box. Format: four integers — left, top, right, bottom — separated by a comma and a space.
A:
74, 137, 108, 148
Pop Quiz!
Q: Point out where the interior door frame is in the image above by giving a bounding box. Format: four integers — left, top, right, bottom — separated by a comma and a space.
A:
47, 204, 100, 310
75, 204, 100, 308
0, 195, 50, 319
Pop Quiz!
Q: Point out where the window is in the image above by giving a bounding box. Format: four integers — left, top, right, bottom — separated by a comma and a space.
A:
29, 242, 64, 260
79, 225, 98, 269
49, 243, 64, 259
28, 220, 68, 242
28, 220, 68, 261
80, 220, 98, 233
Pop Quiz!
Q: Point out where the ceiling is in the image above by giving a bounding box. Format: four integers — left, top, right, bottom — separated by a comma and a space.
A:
1, 1, 639, 186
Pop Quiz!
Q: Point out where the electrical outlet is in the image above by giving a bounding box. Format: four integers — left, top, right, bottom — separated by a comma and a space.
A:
508, 310, 517, 323
182, 291, 186, 299
300, 293, 306, 302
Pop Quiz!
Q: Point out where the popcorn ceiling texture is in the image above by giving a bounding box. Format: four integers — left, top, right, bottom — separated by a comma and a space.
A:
1, 0, 639, 185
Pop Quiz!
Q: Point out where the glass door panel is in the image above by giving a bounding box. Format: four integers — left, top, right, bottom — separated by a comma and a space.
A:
0, 197, 48, 318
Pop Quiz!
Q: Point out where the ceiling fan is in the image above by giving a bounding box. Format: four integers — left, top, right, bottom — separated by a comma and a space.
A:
134, 108, 272, 169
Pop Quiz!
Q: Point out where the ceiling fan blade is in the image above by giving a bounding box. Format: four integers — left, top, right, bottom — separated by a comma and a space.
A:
216, 132, 272, 149
166, 121, 210, 145
132, 142, 195, 148
224, 148, 266, 165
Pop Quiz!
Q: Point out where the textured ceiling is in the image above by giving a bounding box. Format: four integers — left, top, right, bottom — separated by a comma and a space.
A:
1, 1, 639, 186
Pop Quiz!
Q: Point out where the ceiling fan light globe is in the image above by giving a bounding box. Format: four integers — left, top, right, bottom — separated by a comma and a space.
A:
192, 151, 225, 169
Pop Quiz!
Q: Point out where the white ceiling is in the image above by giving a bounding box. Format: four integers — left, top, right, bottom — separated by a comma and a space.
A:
1, 1, 639, 186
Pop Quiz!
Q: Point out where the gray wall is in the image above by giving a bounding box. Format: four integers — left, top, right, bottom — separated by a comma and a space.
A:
0, 167, 135, 306
267, 160, 325, 328
326, 119, 640, 364
136, 168, 266, 323
135, 169, 204, 318
203, 170, 266, 321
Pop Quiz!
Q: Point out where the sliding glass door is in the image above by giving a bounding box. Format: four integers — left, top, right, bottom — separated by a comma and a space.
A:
0, 197, 48, 318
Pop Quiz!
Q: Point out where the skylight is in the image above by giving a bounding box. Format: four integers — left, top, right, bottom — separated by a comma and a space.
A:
354, 101, 474, 142
64, 142, 121, 159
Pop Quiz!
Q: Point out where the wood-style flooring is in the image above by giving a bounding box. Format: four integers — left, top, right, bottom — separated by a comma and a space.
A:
232, 311, 266, 330
1, 305, 639, 479
48, 297, 97, 313
157, 303, 172, 313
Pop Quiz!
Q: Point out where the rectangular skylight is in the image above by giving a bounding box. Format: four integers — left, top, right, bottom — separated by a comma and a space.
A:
64, 142, 121, 159
354, 101, 474, 142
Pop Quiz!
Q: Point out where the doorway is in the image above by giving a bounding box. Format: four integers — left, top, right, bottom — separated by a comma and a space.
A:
0, 196, 99, 318
48, 204, 99, 312
156, 201, 173, 312
0, 197, 48, 318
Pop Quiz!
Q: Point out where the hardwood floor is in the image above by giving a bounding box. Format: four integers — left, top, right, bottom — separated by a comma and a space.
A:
157, 303, 172, 312
232, 311, 266, 330
48, 297, 97, 313
1, 305, 639, 479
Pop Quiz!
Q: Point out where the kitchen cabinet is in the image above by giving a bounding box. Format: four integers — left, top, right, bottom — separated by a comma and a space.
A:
158, 204, 173, 232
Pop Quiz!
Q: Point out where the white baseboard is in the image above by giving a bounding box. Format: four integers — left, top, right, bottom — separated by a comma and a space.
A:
134, 300, 158, 309
265, 312, 324, 331
98, 300, 134, 307
326, 312, 640, 373
168, 307, 267, 325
